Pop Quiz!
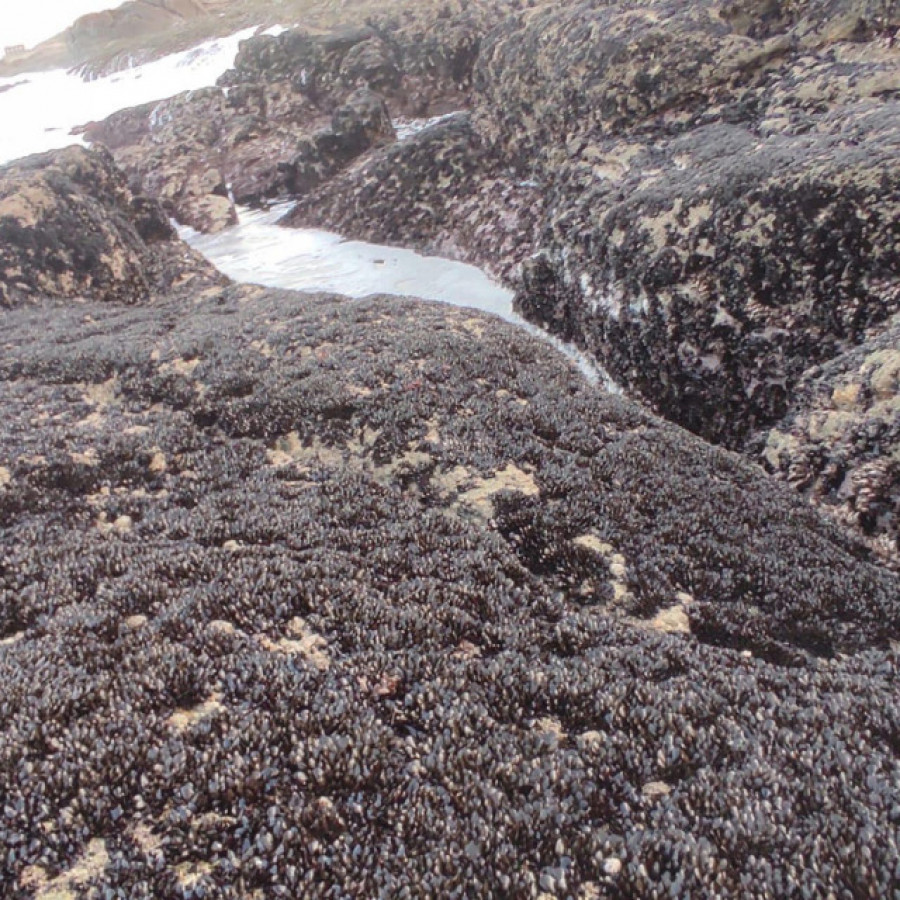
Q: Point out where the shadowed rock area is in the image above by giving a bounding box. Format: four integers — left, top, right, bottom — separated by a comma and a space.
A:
0, 146, 222, 306
1, 142, 900, 898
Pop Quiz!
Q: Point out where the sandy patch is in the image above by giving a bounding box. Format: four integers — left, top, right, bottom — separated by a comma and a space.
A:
20, 838, 109, 899
167, 693, 225, 732
456, 463, 539, 519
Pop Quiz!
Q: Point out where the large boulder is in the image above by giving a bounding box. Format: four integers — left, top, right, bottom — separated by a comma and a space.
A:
472, 0, 900, 442
222, 26, 376, 105
81, 83, 323, 228
222, 5, 501, 116
515, 103, 900, 447
1, 285, 899, 897
1, 115, 899, 898
0, 145, 220, 306
82, 81, 395, 229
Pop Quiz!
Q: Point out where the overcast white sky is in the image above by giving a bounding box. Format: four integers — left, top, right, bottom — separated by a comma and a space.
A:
1, 0, 129, 50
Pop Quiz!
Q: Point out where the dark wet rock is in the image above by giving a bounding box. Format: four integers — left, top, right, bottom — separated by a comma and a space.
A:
755, 313, 900, 562
75, 101, 157, 152
0, 79, 27, 96
0, 145, 221, 307
280, 88, 395, 196
222, 6, 494, 115
81, 52, 399, 228
222, 25, 377, 104
75, 3, 506, 233
338, 36, 402, 94
1, 140, 900, 898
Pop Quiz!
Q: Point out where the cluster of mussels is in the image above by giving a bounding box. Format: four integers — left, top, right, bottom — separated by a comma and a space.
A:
1, 285, 898, 898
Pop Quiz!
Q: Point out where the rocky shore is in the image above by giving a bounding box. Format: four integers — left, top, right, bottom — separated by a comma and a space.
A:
1, 0, 899, 896
79, 0, 899, 559
1, 142, 899, 898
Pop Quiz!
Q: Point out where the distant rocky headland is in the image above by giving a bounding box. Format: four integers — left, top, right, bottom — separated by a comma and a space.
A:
1, 1, 899, 898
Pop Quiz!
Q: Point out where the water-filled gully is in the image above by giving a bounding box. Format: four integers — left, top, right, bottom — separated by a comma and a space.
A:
180, 204, 615, 388
0, 32, 612, 387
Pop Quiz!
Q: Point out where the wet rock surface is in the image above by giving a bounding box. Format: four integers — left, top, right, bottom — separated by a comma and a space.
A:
0, 145, 221, 307
1, 144, 900, 898
80, 1, 505, 231
273, 0, 900, 552
2, 284, 900, 898
280, 112, 543, 279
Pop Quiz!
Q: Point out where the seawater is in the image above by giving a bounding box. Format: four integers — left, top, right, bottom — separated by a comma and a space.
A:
181, 206, 609, 386
0, 28, 257, 165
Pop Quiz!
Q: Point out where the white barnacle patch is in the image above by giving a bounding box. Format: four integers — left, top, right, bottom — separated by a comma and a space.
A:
69, 448, 99, 467
175, 861, 214, 891
147, 448, 167, 475
455, 463, 540, 519
166, 693, 225, 733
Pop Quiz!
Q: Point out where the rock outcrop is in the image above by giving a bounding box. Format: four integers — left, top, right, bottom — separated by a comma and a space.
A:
80, 83, 395, 232
0, 145, 221, 306
477, 1, 900, 448
274, 0, 900, 553
79, 1, 507, 230
479, 0, 900, 553
220, 4, 494, 115
1, 144, 899, 898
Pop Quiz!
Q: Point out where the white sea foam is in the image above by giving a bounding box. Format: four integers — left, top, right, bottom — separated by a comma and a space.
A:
180, 206, 612, 386
0, 27, 256, 165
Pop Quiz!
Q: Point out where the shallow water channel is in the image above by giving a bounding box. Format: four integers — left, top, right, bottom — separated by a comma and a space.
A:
182, 205, 612, 387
